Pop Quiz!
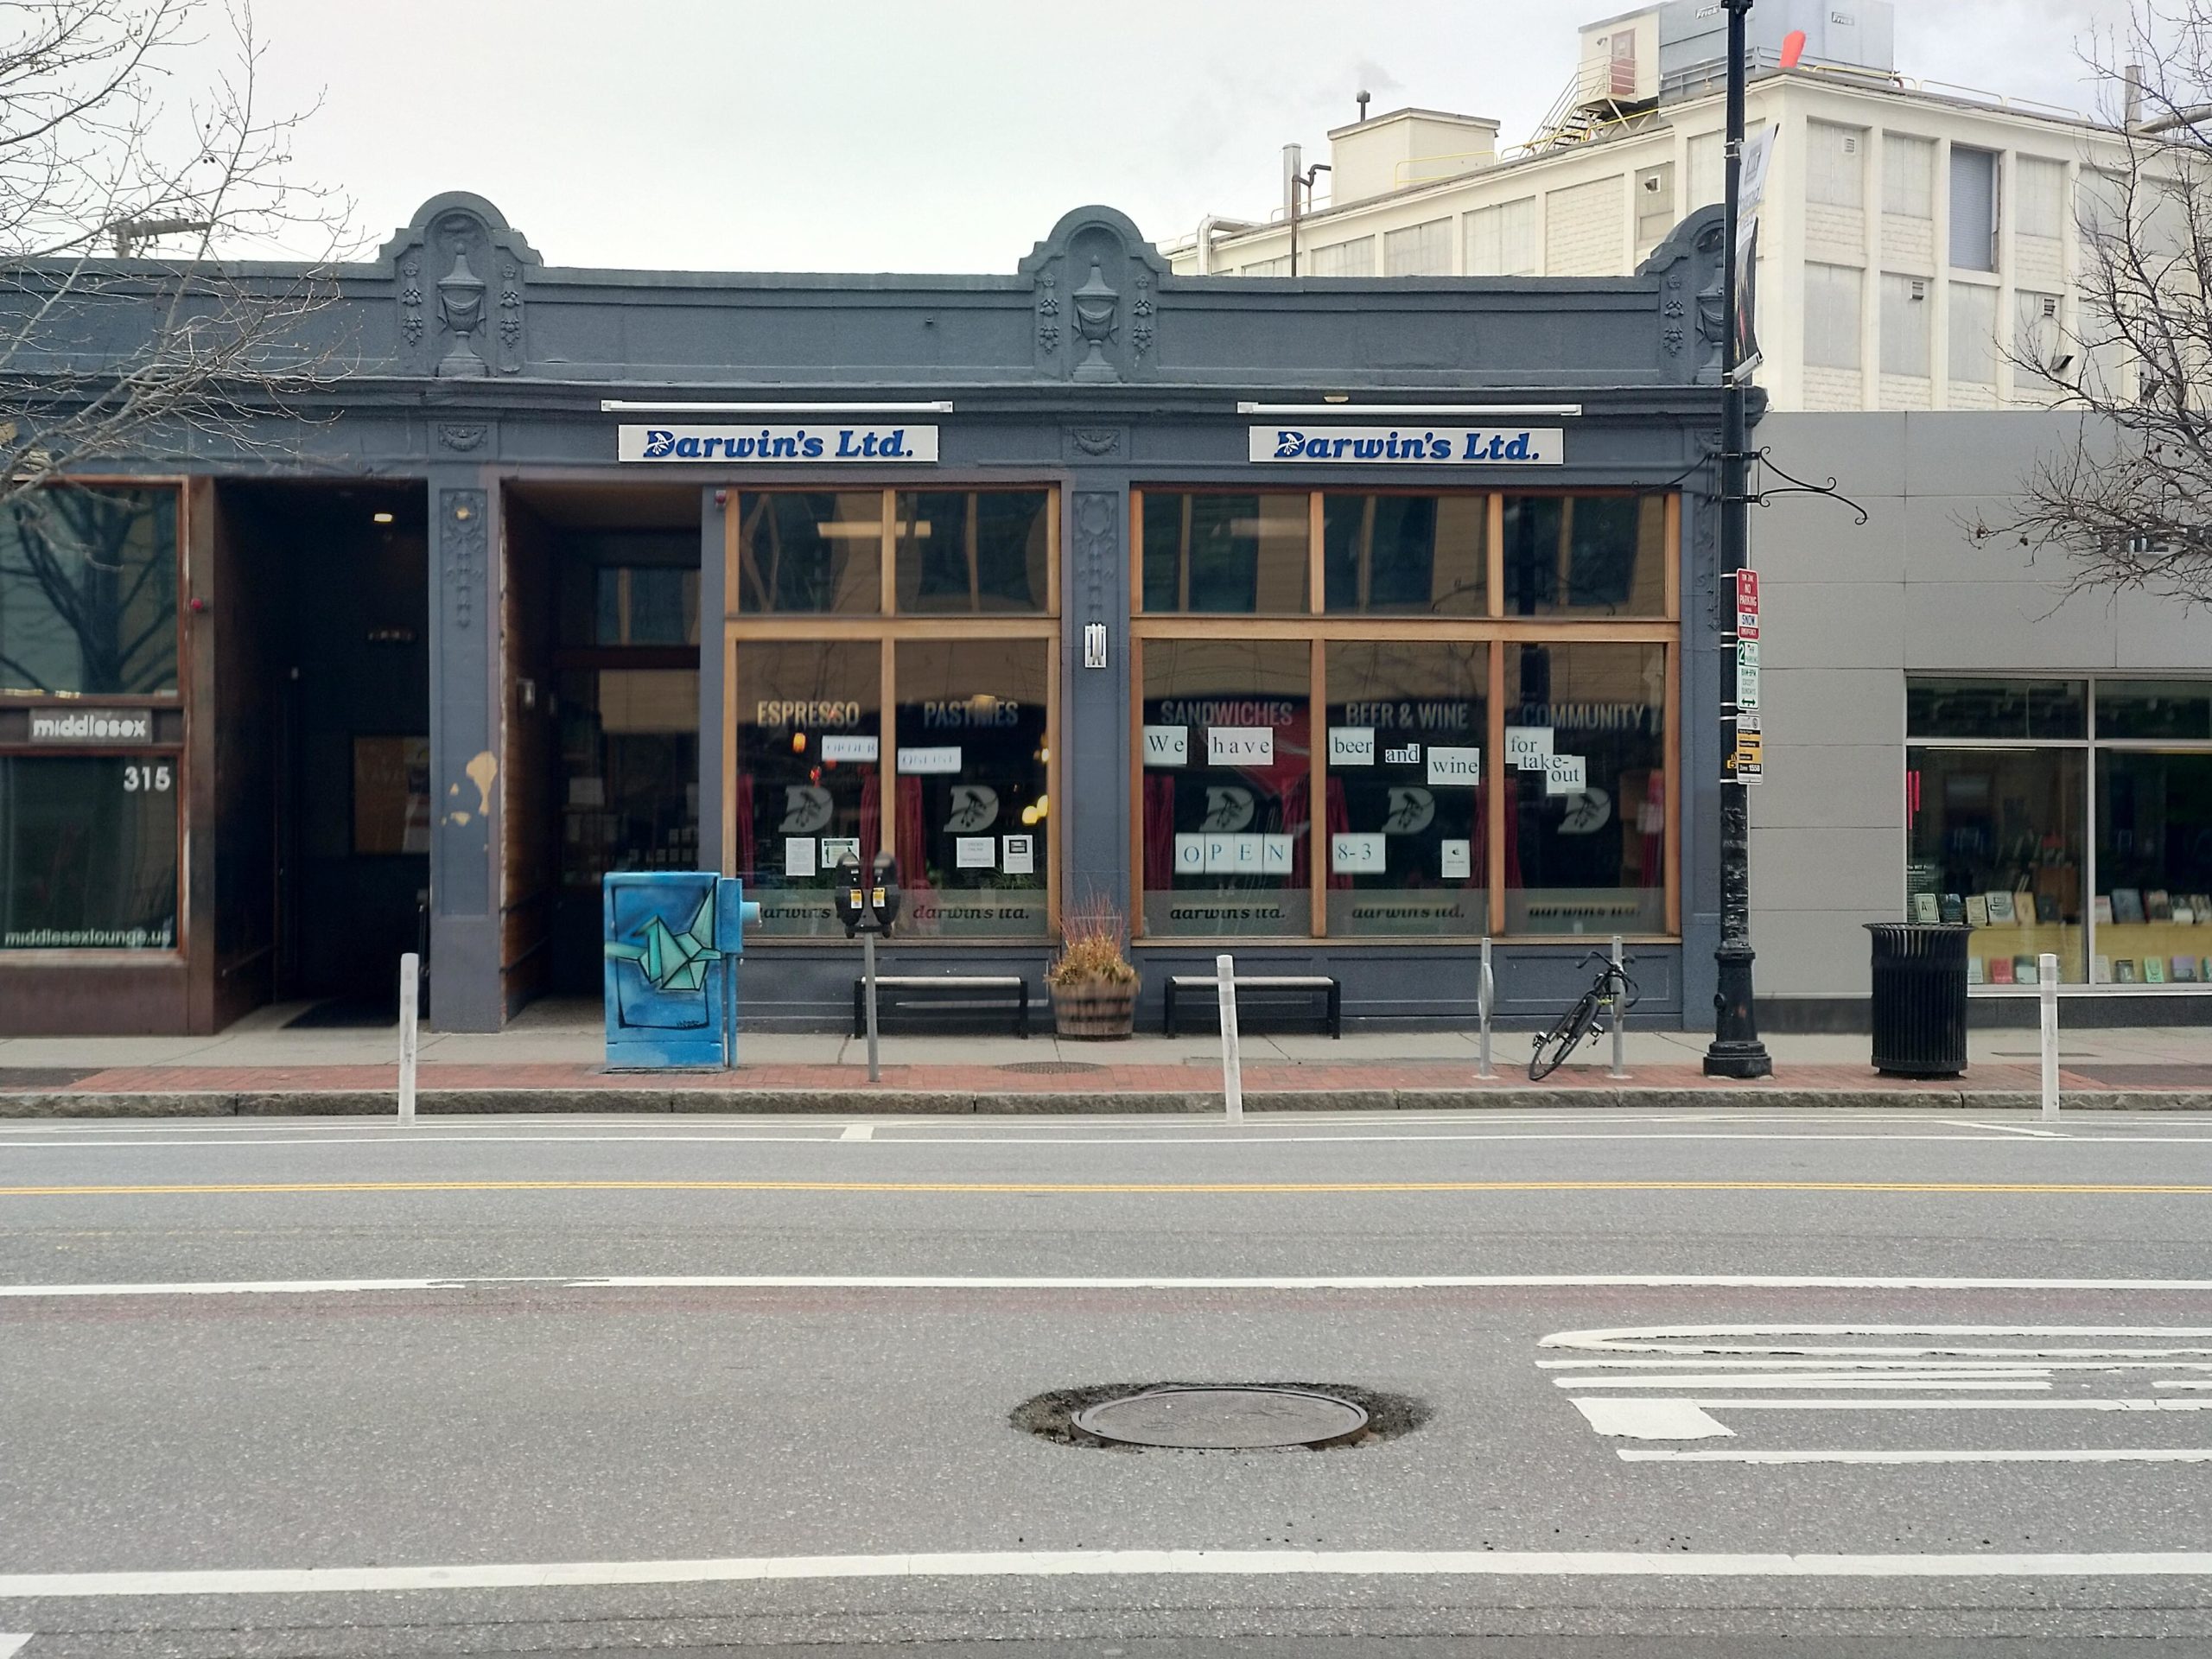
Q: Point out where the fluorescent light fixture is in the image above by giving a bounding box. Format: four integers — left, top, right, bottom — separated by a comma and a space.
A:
372, 511, 395, 524
601, 399, 955, 414
1237, 402, 1584, 416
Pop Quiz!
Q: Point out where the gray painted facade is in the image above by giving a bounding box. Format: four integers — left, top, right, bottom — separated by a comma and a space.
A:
3, 194, 1744, 1034
1752, 411, 2212, 1025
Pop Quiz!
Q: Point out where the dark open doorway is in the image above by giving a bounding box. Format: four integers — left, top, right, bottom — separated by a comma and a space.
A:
213, 480, 429, 1025
503, 482, 702, 1004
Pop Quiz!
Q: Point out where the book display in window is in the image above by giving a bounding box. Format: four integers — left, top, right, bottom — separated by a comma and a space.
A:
1985, 891, 2017, 925
1988, 957, 2014, 985
1911, 892, 1939, 923
1967, 957, 1986, 986
2115, 958, 2139, 984
2093, 954, 2112, 983
2173, 957, 2199, 983
1966, 894, 1990, 927
1940, 893, 1965, 923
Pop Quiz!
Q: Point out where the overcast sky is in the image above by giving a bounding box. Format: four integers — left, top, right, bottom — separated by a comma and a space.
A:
232, 0, 2136, 272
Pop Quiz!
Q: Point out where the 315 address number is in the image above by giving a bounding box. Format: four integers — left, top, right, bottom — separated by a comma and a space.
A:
122, 762, 173, 792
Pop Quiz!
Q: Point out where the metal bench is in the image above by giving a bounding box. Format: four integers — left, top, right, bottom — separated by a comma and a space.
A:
854, 975, 1030, 1038
1165, 974, 1341, 1039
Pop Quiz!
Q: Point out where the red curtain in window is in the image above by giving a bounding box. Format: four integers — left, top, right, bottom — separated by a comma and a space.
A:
733, 774, 754, 880
895, 775, 926, 891
1142, 775, 1176, 890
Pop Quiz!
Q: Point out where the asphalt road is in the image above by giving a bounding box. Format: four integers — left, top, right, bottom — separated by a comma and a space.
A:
3, 1108, 2211, 1656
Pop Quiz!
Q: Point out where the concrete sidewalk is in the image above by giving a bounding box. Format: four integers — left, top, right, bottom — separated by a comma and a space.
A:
2, 997, 2209, 1115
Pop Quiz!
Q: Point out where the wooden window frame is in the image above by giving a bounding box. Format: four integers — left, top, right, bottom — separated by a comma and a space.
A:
1129, 485, 1681, 948
723, 485, 1062, 945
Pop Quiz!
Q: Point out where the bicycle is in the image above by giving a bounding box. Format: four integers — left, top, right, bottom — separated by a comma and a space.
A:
1528, 950, 1639, 1081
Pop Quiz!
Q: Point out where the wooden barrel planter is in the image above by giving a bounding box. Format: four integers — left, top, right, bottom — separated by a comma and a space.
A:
1051, 980, 1137, 1039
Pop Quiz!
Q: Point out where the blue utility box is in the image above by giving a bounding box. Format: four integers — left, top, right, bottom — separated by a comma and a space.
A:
601, 873, 761, 1070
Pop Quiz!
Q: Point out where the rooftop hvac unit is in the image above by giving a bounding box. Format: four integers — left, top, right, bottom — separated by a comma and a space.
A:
1654, 0, 1896, 99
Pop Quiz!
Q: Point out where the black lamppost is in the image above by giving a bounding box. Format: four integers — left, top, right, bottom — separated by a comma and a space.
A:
1704, 0, 1773, 1079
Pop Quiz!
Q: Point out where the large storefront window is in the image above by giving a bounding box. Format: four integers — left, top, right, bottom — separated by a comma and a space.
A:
893, 639, 1050, 937
1141, 638, 1311, 937
1504, 643, 1668, 934
734, 641, 881, 938
0, 754, 179, 949
735, 492, 882, 613
1323, 493, 1486, 615
0, 486, 180, 695
895, 491, 1051, 614
1500, 494, 1666, 618
1908, 747, 2087, 983
559, 670, 700, 887
1140, 492, 1309, 613
725, 488, 1059, 939
1324, 641, 1488, 936
1906, 676, 2212, 988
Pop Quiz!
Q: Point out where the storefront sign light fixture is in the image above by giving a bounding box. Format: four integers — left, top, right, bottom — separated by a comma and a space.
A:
599, 399, 955, 414
1236, 402, 1583, 417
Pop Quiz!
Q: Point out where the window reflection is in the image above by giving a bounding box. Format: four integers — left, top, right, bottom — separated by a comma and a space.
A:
1501, 495, 1665, 617
1141, 493, 1309, 613
1322, 493, 1485, 615
736, 493, 881, 613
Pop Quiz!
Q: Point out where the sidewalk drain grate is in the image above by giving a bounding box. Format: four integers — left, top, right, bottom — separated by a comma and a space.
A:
998, 1060, 1109, 1075
1015, 1382, 1425, 1452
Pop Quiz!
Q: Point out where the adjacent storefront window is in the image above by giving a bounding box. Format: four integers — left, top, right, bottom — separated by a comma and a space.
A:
724, 488, 1058, 938
1132, 487, 1678, 942
0, 754, 179, 949
893, 639, 1050, 937
733, 642, 881, 938
894, 491, 1051, 614
1504, 643, 1668, 935
1907, 676, 2212, 987
1141, 639, 1311, 938
1140, 492, 1309, 613
1500, 493, 1666, 617
0, 485, 179, 695
1324, 642, 1488, 936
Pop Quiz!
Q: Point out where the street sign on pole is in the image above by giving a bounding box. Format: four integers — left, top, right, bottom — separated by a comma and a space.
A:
1735, 569, 1760, 639
1736, 638, 1761, 710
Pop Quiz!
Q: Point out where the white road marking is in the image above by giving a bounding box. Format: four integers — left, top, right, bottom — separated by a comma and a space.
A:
838, 1124, 874, 1141
1589, 1397, 2212, 1413
1620, 1448, 2212, 1465
1571, 1399, 1734, 1440
1541, 1357, 2212, 1372
8, 1274, 2212, 1300
1556, 1375, 2050, 1390
0, 1635, 29, 1657
3, 1550, 2212, 1597
1951, 1120, 2069, 1138
1543, 1325, 2212, 1357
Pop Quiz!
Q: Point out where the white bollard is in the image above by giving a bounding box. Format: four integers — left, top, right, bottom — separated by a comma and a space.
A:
2038, 950, 2060, 1122
1476, 937, 1495, 1081
1608, 934, 1630, 1080
397, 952, 419, 1125
1216, 951, 1243, 1124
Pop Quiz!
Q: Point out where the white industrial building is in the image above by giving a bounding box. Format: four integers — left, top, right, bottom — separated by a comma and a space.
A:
1167, 0, 2128, 415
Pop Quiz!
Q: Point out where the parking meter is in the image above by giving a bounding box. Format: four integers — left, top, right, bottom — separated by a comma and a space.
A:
870, 851, 903, 932
836, 851, 869, 938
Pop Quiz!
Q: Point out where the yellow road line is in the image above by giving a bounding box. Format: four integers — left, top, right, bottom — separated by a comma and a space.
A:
1, 1179, 2209, 1198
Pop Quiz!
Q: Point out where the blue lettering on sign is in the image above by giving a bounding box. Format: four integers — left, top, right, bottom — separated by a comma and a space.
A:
644, 429, 677, 459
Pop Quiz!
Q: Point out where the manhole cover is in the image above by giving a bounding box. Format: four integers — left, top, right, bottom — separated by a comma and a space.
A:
998, 1060, 1108, 1075
1072, 1387, 1370, 1449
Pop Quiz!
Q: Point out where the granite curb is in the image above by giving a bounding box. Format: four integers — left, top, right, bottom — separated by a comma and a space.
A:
3, 1085, 2210, 1116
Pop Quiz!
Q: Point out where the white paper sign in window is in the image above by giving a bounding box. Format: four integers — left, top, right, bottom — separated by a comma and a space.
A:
955, 836, 996, 869
820, 836, 860, 871
1142, 725, 1188, 767
1505, 726, 1554, 770
820, 735, 879, 763
1203, 834, 1237, 874
1262, 833, 1296, 873
897, 746, 962, 774
1230, 834, 1263, 874
1328, 727, 1375, 767
1426, 746, 1482, 787
1544, 753, 1588, 797
1001, 834, 1035, 875
783, 836, 817, 879
1207, 727, 1274, 766
1332, 831, 1388, 875
1440, 838, 1472, 880
1173, 834, 1205, 874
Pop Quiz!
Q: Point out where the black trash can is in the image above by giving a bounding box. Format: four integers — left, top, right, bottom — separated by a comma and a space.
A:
1865, 922, 1972, 1077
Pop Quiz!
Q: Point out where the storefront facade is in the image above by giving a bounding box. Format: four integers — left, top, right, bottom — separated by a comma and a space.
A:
0, 194, 1740, 1034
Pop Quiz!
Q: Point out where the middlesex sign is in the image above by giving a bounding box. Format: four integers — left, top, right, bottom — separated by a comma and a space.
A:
618, 424, 938, 463
29, 708, 152, 745
1251, 426, 1563, 465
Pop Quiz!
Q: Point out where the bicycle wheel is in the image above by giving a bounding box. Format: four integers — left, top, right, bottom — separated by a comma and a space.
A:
1529, 992, 1600, 1081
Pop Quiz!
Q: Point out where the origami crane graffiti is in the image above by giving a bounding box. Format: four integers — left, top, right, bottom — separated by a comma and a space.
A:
604, 889, 722, 993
